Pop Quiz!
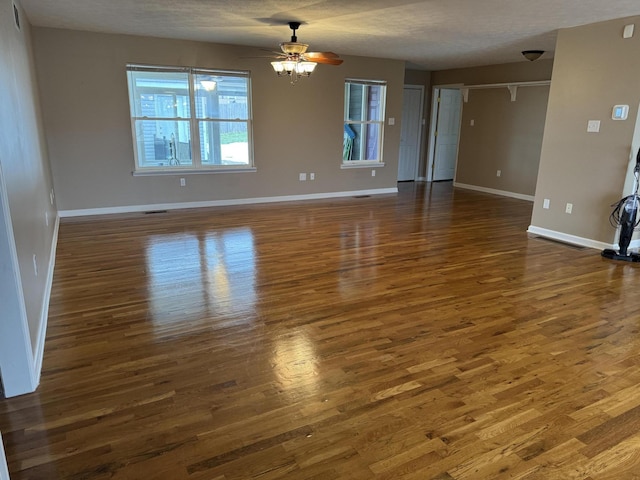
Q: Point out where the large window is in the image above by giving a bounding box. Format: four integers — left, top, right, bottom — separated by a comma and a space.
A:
343, 79, 386, 165
126, 65, 253, 173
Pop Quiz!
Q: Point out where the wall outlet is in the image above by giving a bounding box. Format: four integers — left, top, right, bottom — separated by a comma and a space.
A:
543, 198, 550, 209
180, 178, 186, 187
310, 173, 315, 181
50, 189, 55, 205
388, 117, 395, 125
565, 203, 573, 214
587, 120, 600, 133
299, 173, 307, 181
45, 211, 49, 226
371, 170, 376, 177
32, 254, 38, 277
496, 170, 501, 177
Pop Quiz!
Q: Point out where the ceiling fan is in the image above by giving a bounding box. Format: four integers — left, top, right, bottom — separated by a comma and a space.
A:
270, 22, 343, 84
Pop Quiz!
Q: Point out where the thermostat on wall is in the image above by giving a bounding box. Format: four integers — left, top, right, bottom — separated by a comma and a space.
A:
612, 105, 629, 120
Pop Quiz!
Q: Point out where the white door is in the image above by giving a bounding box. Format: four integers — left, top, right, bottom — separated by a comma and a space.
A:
397, 86, 423, 181
432, 88, 461, 181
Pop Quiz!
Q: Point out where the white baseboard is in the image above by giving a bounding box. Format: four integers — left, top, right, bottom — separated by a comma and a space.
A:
32, 214, 59, 387
454, 182, 535, 202
59, 188, 399, 217
527, 225, 614, 251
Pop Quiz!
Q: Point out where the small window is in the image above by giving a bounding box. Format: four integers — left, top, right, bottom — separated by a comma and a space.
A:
343, 79, 386, 166
126, 65, 253, 173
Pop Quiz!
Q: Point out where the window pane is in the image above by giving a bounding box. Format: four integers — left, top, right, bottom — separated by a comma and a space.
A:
345, 82, 386, 123
195, 74, 249, 120
346, 83, 364, 121
366, 85, 384, 122
364, 123, 381, 160
127, 65, 253, 172
345, 123, 380, 161
344, 80, 386, 162
133, 119, 192, 168
199, 121, 249, 165
349, 123, 363, 160
128, 70, 191, 118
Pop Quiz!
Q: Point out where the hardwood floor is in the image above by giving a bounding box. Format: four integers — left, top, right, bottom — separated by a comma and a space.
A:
3, 182, 640, 479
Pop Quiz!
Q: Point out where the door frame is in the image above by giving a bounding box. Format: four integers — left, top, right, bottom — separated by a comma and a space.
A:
426, 84, 463, 182
398, 84, 425, 181
0, 161, 36, 398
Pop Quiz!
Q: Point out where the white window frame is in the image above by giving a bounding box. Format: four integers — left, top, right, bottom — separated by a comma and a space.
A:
342, 78, 387, 168
126, 64, 255, 175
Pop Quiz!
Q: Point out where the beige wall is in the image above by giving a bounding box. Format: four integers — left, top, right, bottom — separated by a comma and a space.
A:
430, 60, 553, 197
404, 69, 432, 178
432, 59, 554, 86
0, 0, 57, 395
531, 16, 640, 244
32, 27, 405, 212
456, 85, 549, 196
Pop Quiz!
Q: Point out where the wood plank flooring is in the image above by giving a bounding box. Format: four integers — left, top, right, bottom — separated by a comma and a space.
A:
3, 182, 640, 479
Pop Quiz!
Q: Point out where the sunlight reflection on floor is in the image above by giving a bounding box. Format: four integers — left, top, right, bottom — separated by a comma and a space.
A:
145, 227, 256, 326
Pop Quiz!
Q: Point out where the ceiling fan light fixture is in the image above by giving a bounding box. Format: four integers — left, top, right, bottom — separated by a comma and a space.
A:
271, 59, 317, 83
282, 60, 297, 73
297, 61, 317, 74
281, 42, 309, 55
271, 61, 285, 74
271, 21, 342, 85
522, 50, 545, 61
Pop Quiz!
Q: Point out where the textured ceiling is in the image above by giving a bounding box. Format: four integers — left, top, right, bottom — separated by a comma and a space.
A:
18, 0, 640, 70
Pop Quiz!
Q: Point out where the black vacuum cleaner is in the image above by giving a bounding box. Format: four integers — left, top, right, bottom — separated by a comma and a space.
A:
602, 148, 640, 262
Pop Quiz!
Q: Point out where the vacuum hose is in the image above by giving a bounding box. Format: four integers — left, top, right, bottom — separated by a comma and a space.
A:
607, 149, 640, 257
609, 194, 640, 256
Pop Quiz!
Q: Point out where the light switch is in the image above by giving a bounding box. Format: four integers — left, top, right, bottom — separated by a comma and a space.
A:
587, 120, 600, 133
388, 117, 395, 125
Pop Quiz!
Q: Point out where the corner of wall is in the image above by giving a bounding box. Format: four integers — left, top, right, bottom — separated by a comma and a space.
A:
0, 432, 9, 480
32, 213, 59, 387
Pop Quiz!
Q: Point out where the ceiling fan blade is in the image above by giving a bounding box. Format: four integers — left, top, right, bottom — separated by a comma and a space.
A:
305, 51, 340, 59
304, 52, 344, 65
241, 54, 287, 59
241, 48, 289, 59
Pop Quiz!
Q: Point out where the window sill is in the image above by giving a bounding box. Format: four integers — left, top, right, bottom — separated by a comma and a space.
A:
133, 167, 257, 176
341, 162, 385, 169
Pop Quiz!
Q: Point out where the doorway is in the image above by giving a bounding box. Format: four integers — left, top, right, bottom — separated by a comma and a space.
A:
427, 88, 462, 181
397, 85, 424, 181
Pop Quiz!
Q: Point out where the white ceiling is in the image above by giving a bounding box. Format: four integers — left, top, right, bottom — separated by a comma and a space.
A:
18, 0, 640, 70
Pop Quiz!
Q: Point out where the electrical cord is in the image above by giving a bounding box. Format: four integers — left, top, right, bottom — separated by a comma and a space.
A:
609, 169, 640, 229
609, 195, 640, 228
